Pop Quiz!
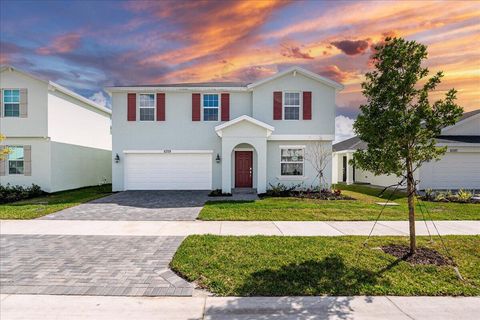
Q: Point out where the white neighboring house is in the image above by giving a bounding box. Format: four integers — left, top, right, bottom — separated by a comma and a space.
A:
0, 65, 112, 193
332, 109, 480, 190
106, 66, 343, 193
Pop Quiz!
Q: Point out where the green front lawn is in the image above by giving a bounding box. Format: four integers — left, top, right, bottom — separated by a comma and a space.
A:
199, 184, 480, 221
0, 184, 112, 219
171, 235, 480, 296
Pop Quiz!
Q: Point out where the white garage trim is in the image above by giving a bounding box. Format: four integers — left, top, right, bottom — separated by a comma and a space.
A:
123, 150, 213, 154
124, 152, 213, 190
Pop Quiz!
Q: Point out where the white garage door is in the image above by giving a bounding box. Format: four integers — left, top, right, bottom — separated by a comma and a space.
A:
124, 152, 212, 190
420, 152, 480, 190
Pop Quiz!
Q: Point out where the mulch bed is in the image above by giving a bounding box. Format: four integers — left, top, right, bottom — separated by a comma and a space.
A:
381, 244, 452, 266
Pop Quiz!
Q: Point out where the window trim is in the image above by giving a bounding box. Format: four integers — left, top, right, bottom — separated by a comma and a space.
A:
2, 89, 21, 118
201, 93, 221, 122
283, 91, 302, 121
7, 145, 24, 175
138, 93, 156, 122
279, 146, 305, 177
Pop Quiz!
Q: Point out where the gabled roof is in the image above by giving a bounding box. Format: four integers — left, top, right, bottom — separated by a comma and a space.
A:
332, 136, 367, 152
247, 66, 344, 90
111, 82, 249, 88
105, 66, 343, 92
460, 109, 480, 121
0, 65, 111, 115
215, 115, 274, 137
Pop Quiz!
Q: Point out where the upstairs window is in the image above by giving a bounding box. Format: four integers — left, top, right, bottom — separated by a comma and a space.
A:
3, 89, 20, 117
284, 92, 300, 120
8, 146, 24, 175
203, 94, 219, 121
139, 94, 155, 121
280, 148, 304, 176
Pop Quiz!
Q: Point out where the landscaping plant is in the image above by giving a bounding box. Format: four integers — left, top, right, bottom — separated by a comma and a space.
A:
352, 37, 463, 253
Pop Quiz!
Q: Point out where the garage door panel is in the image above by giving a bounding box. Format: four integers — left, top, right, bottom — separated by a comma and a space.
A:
420, 152, 480, 189
125, 153, 212, 190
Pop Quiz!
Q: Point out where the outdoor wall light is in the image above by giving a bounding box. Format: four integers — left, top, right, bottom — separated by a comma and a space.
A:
215, 154, 221, 163
114, 153, 120, 163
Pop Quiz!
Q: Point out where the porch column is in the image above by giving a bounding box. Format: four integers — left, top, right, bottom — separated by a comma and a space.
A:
221, 139, 233, 194
256, 138, 267, 194
346, 152, 354, 185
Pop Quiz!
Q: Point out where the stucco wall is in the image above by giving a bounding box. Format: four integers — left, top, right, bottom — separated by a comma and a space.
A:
0, 69, 49, 137
50, 142, 112, 192
111, 91, 247, 191
0, 138, 51, 191
252, 73, 336, 135
47, 90, 111, 150
267, 140, 332, 189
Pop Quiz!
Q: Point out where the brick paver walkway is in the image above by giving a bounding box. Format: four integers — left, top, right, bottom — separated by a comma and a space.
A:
40, 191, 209, 221
0, 235, 192, 296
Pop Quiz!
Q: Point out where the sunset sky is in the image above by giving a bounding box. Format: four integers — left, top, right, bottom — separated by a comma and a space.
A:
1, 0, 479, 141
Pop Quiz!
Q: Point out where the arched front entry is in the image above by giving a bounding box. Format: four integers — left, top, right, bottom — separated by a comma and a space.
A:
231, 143, 257, 190
215, 116, 273, 194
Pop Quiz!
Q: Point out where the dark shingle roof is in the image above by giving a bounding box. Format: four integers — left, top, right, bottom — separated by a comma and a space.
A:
115, 82, 249, 88
460, 109, 480, 121
332, 136, 367, 152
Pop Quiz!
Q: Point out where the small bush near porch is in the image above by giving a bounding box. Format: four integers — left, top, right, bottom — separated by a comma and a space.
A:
171, 235, 480, 296
198, 184, 480, 221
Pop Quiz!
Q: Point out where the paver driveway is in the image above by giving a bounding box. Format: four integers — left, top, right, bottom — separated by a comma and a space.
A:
0, 234, 193, 296
40, 190, 209, 221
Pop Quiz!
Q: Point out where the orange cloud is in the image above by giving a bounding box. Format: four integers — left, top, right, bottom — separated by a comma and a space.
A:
37, 33, 81, 55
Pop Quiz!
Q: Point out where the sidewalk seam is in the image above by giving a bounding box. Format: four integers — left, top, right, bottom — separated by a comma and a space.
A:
386, 296, 416, 320
323, 221, 346, 235
272, 222, 284, 235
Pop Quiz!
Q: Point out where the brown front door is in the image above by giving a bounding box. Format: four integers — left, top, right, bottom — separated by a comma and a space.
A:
235, 151, 253, 188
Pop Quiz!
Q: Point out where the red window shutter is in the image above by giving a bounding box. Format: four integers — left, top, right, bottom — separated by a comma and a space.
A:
273, 91, 282, 120
127, 93, 136, 121
303, 91, 312, 120
221, 93, 230, 121
192, 93, 201, 121
156, 93, 165, 121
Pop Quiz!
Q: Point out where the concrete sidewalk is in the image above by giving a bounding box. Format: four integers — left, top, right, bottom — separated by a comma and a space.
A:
1, 219, 479, 236
2, 294, 479, 320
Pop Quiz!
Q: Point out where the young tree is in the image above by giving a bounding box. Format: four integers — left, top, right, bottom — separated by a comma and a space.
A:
353, 38, 463, 254
305, 141, 331, 190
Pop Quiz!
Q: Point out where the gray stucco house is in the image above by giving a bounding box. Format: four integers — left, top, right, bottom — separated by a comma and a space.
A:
106, 66, 343, 193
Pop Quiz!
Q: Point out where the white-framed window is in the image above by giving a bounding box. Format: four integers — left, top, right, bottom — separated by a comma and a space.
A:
8, 146, 24, 175
203, 93, 219, 121
280, 147, 304, 176
139, 93, 155, 121
284, 92, 300, 120
3, 89, 20, 117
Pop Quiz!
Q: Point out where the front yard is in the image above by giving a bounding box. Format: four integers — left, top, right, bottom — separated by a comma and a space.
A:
171, 235, 480, 296
199, 184, 480, 221
0, 185, 112, 219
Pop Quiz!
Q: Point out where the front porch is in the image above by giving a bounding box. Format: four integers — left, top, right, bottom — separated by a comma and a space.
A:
215, 115, 274, 194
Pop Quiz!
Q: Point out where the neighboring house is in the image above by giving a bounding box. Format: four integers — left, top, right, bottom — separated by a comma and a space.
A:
332, 109, 480, 190
106, 66, 343, 193
0, 65, 112, 192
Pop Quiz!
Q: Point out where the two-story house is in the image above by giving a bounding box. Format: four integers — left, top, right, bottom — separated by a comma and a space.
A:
0, 65, 112, 192
106, 66, 343, 193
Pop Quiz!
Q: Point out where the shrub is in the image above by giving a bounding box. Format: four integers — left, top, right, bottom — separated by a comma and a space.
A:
456, 189, 473, 202
0, 184, 44, 204
266, 183, 301, 197
208, 189, 232, 197
434, 192, 447, 202
424, 189, 435, 201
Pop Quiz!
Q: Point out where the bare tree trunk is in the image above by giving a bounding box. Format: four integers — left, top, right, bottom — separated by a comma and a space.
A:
406, 158, 416, 254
